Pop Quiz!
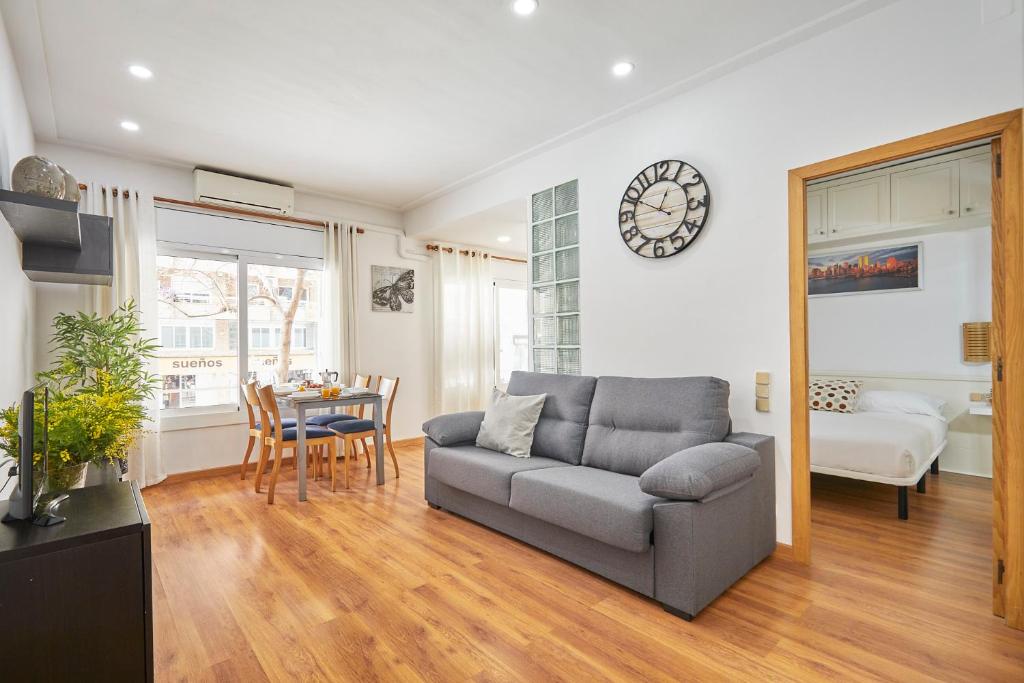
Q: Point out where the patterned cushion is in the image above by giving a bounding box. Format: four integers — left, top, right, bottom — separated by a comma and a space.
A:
306, 413, 359, 426
280, 426, 336, 440
329, 419, 377, 434
254, 418, 297, 429
808, 378, 862, 413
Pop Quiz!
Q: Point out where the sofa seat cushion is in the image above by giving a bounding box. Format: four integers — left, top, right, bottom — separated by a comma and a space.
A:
509, 466, 667, 553
428, 446, 569, 506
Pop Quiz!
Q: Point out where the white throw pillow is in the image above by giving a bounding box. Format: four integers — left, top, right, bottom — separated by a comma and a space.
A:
858, 390, 946, 421
475, 388, 546, 458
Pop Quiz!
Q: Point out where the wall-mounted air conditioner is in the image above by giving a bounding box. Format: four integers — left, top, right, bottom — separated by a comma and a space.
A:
193, 169, 294, 215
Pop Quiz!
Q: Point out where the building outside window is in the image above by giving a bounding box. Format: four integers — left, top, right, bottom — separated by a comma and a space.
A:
156, 255, 323, 413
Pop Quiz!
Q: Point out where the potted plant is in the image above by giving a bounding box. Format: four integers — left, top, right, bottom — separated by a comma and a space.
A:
0, 301, 158, 492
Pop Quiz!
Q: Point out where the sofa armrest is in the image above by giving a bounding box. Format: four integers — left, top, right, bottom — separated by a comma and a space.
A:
422, 411, 485, 447
639, 442, 759, 500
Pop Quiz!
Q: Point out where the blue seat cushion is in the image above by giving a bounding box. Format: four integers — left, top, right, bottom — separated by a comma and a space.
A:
254, 418, 297, 429
280, 426, 336, 440
306, 413, 359, 426
329, 419, 379, 434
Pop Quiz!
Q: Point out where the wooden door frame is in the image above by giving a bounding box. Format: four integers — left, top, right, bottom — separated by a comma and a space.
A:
788, 109, 1024, 628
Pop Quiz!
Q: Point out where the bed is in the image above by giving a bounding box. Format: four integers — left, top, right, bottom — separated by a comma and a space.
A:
810, 410, 948, 519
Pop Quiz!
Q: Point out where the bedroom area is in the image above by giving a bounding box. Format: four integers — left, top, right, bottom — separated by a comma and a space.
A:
805, 142, 994, 577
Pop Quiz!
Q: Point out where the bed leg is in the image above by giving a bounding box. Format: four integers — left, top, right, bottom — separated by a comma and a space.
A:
916, 476, 926, 494
931, 457, 939, 475
898, 486, 909, 520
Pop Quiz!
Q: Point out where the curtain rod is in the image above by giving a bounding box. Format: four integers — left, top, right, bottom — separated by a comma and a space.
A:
425, 243, 527, 264
76, 183, 365, 233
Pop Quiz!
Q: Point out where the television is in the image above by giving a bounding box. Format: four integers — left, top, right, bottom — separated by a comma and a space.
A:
2, 385, 66, 526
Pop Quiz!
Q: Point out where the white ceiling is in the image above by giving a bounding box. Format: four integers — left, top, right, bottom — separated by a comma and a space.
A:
420, 198, 527, 255
2, 0, 884, 211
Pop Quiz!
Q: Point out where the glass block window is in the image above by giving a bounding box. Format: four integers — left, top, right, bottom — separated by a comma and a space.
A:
530, 179, 580, 375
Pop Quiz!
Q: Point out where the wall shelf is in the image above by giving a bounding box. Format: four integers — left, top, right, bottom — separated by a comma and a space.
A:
0, 188, 82, 249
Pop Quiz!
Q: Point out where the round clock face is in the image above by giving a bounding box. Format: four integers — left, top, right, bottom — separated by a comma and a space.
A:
617, 160, 710, 258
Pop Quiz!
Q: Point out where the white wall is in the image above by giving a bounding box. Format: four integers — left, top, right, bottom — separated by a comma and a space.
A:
403, 0, 1024, 544
0, 9, 34, 509
809, 227, 992, 376
0, 10, 35, 410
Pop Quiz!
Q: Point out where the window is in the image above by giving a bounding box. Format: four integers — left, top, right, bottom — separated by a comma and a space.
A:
247, 263, 322, 386
156, 207, 325, 420
530, 179, 580, 375
157, 254, 239, 411
494, 280, 529, 387
293, 323, 315, 350
160, 323, 214, 350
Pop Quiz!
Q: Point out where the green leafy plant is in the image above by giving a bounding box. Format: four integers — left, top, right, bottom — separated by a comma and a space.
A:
39, 300, 159, 406
0, 301, 158, 475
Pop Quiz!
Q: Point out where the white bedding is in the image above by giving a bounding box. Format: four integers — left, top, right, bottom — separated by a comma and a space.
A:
810, 410, 948, 485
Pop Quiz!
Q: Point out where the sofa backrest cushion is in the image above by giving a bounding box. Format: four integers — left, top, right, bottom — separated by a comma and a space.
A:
581, 376, 731, 476
506, 371, 598, 464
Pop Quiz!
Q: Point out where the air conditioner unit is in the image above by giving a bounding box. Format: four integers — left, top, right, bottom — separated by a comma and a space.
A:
193, 169, 294, 215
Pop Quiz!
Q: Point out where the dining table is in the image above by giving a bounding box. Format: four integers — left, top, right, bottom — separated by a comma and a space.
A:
275, 390, 385, 501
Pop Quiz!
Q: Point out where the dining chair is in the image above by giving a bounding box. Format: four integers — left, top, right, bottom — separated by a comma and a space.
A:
240, 381, 297, 480
327, 376, 400, 490
304, 372, 372, 465
304, 372, 371, 427
254, 384, 338, 504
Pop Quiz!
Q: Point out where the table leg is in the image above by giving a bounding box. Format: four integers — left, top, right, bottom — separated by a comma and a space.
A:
373, 396, 384, 485
297, 405, 307, 501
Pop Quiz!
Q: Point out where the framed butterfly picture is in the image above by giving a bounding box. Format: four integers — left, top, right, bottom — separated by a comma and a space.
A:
371, 265, 415, 313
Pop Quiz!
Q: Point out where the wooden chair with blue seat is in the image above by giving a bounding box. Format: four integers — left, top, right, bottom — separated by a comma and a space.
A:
327, 376, 400, 490
240, 381, 297, 480
304, 372, 371, 464
254, 383, 338, 504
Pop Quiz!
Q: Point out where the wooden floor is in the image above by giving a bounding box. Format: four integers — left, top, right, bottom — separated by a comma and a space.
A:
144, 444, 1024, 682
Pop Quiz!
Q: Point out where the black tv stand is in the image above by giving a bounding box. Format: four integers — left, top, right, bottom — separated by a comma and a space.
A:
0, 481, 153, 681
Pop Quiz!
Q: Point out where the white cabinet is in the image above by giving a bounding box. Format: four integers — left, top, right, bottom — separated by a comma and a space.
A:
808, 147, 991, 250
891, 159, 959, 226
806, 188, 827, 244
827, 175, 890, 239
959, 153, 992, 217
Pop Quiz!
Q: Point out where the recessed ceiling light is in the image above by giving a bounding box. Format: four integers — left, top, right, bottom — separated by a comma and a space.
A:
497, 235, 512, 243
512, 0, 538, 16
612, 61, 635, 77
120, 120, 140, 132
128, 64, 153, 79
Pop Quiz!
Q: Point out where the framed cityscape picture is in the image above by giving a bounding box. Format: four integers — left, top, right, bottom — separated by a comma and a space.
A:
807, 243, 921, 298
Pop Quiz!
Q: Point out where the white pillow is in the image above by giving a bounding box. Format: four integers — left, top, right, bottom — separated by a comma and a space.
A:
476, 388, 547, 458
858, 390, 946, 421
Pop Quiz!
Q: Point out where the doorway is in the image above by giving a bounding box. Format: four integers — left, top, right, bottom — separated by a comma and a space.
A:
788, 110, 1023, 629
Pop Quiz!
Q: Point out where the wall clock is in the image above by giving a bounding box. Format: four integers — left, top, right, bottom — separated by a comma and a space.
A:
618, 160, 710, 258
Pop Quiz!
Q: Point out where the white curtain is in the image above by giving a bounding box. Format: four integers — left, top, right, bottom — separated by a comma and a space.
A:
324, 222, 360, 381
80, 184, 164, 487
433, 246, 494, 412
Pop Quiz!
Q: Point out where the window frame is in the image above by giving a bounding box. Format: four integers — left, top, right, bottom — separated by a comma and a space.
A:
156, 240, 323, 431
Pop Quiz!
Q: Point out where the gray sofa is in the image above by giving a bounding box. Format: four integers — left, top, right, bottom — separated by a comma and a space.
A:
422, 371, 776, 620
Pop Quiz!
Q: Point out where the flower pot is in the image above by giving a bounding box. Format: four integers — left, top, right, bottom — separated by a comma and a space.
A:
87, 460, 122, 486
42, 462, 89, 493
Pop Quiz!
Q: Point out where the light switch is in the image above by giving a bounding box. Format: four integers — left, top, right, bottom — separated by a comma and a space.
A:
755, 371, 770, 412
